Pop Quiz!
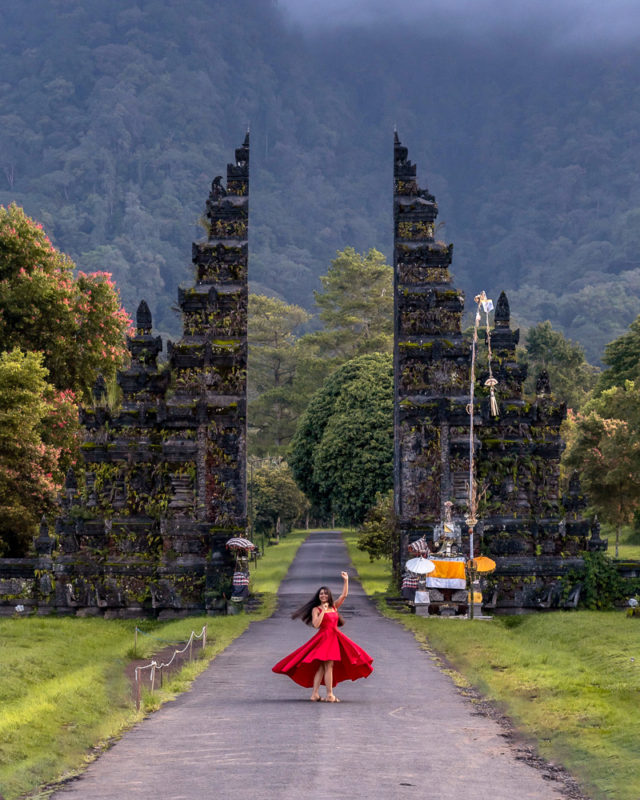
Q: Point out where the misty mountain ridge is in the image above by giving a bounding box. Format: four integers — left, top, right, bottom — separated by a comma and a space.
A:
1, 0, 639, 361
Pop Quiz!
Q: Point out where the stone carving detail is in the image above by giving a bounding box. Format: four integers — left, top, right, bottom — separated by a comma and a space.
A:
587, 516, 608, 552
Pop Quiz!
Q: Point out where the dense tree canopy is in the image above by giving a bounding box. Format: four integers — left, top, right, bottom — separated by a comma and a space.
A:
248, 294, 310, 454
564, 383, 640, 557
356, 491, 396, 563
557, 311, 640, 557
249, 460, 309, 537
289, 353, 393, 524
248, 248, 393, 456
311, 247, 393, 361
248, 295, 310, 395
595, 315, 640, 394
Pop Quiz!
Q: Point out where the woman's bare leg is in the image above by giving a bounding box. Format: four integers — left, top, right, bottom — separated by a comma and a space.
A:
310, 662, 324, 701
325, 661, 339, 701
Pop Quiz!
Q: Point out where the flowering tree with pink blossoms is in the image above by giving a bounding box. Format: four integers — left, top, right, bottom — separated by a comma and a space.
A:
0, 350, 80, 554
0, 204, 132, 554
0, 203, 132, 400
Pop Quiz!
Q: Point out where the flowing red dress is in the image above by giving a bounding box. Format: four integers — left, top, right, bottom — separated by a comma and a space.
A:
272, 609, 373, 687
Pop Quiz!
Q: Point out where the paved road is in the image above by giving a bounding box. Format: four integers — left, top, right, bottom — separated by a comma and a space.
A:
54, 532, 575, 800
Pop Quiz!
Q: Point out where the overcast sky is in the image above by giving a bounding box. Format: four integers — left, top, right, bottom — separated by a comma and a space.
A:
277, 0, 640, 48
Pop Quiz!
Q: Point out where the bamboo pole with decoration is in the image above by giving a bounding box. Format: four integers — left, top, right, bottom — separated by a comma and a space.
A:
466, 292, 498, 619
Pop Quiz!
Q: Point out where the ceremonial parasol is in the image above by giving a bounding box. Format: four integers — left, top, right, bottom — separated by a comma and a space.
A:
226, 537, 256, 551
468, 555, 496, 573
405, 557, 435, 575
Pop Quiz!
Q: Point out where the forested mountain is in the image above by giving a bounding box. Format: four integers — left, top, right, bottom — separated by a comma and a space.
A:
1, 0, 639, 360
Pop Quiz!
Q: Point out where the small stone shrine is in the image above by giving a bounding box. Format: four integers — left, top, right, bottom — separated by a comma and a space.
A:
393, 135, 598, 613
0, 134, 250, 617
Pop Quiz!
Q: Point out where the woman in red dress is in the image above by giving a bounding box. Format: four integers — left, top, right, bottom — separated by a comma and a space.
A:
272, 571, 373, 702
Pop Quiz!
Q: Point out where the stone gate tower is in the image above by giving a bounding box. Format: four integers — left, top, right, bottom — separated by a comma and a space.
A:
393, 133, 470, 569
0, 134, 249, 617
393, 135, 595, 612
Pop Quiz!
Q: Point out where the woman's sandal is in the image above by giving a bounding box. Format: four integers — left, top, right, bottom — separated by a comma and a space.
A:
326, 695, 340, 702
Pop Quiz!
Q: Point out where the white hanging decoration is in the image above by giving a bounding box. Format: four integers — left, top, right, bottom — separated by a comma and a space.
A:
473, 291, 499, 419
468, 290, 499, 564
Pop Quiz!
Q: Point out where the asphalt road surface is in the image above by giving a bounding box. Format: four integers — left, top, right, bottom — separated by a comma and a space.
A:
53, 531, 578, 800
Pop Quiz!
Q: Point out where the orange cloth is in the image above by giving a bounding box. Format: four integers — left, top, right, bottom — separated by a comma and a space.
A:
425, 558, 466, 589
430, 560, 466, 580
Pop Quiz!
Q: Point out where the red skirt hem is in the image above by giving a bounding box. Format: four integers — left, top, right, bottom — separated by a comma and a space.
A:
272, 627, 373, 688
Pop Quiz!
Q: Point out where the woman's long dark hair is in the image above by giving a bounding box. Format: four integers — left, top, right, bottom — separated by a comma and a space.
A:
292, 586, 344, 627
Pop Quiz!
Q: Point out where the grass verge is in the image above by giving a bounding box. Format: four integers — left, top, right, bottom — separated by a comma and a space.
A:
342, 529, 640, 800
342, 528, 391, 596
0, 529, 309, 800
0, 615, 249, 800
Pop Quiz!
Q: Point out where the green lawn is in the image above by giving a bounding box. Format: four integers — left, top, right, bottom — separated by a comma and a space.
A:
343, 529, 640, 800
406, 612, 640, 800
0, 614, 254, 799
0, 529, 309, 800
608, 524, 640, 561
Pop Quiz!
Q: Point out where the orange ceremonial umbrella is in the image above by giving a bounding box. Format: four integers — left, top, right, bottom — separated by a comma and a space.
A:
469, 556, 496, 573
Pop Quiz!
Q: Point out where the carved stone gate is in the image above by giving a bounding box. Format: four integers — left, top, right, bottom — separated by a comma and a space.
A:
0, 132, 605, 616
0, 135, 250, 617
393, 135, 601, 612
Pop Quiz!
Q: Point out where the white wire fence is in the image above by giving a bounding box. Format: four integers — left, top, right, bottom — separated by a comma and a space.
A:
134, 625, 208, 710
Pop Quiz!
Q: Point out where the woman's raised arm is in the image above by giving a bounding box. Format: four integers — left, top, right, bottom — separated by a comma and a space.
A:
335, 571, 349, 609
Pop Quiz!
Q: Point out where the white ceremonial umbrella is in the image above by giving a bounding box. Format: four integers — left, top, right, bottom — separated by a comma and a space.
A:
405, 557, 435, 575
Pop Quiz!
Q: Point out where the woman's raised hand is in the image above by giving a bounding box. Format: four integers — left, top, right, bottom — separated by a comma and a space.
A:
341, 571, 349, 581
